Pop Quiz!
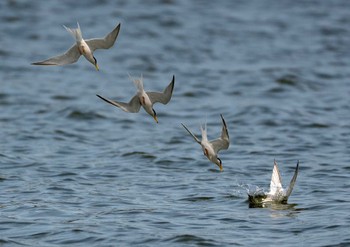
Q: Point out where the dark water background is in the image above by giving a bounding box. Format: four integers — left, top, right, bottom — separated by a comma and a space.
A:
1, 0, 350, 246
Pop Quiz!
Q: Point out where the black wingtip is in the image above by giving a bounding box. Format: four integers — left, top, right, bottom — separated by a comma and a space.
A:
170, 75, 175, 86
220, 114, 227, 127
180, 123, 188, 134
296, 160, 299, 170
219, 114, 229, 140
31, 62, 56, 66
96, 94, 105, 101
167, 75, 175, 95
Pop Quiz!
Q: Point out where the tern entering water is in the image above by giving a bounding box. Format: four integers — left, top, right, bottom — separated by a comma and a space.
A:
248, 160, 299, 205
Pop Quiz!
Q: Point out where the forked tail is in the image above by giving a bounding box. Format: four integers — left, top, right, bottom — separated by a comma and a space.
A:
200, 123, 208, 142
128, 73, 144, 92
63, 22, 83, 42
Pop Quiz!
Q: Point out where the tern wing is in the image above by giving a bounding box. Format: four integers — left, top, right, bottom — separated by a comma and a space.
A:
32, 45, 81, 66
96, 94, 141, 113
181, 123, 201, 145
86, 23, 121, 51
285, 161, 299, 198
210, 114, 230, 153
269, 160, 283, 195
147, 75, 175, 105
210, 138, 229, 154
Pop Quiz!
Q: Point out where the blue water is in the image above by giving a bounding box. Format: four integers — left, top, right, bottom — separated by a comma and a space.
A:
1, 0, 350, 246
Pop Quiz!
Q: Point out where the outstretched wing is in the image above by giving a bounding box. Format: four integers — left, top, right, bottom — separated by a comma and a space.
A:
147, 75, 175, 105
269, 160, 283, 195
32, 45, 81, 66
210, 114, 230, 153
285, 160, 299, 198
181, 123, 201, 144
96, 94, 141, 113
86, 23, 121, 51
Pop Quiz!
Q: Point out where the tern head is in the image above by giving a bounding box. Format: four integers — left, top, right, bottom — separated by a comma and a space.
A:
216, 157, 223, 171
152, 109, 158, 123
93, 56, 99, 71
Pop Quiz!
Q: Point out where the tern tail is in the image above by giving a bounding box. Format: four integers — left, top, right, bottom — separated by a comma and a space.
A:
64, 22, 83, 42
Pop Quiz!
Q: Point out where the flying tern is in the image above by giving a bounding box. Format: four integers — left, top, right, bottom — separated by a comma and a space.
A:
32, 22, 121, 70
97, 75, 175, 123
181, 114, 230, 171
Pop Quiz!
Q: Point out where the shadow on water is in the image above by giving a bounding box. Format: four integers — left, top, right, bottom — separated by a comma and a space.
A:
248, 199, 298, 210
179, 196, 215, 202
165, 234, 219, 246
246, 196, 304, 219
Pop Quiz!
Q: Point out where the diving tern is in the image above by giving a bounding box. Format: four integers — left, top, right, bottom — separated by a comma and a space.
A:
248, 160, 299, 204
97, 75, 175, 123
181, 114, 230, 171
32, 22, 121, 70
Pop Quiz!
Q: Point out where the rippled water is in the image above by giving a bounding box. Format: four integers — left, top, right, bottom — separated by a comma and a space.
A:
1, 0, 350, 246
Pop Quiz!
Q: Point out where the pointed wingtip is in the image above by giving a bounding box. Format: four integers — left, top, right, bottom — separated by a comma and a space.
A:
167, 75, 175, 95
181, 123, 189, 132
181, 122, 191, 132
220, 114, 225, 122
96, 94, 106, 102
220, 114, 226, 124
31, 61, 56, 66
220, 114, 228, 130
170, 75, 175, 87
284, 160, 300, 198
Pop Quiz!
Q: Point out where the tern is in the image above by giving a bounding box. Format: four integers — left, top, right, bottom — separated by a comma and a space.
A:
32, 22, 121, 70
96, 75, 175, 123
181, 114, 230, 171
248, 160, 299, 204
